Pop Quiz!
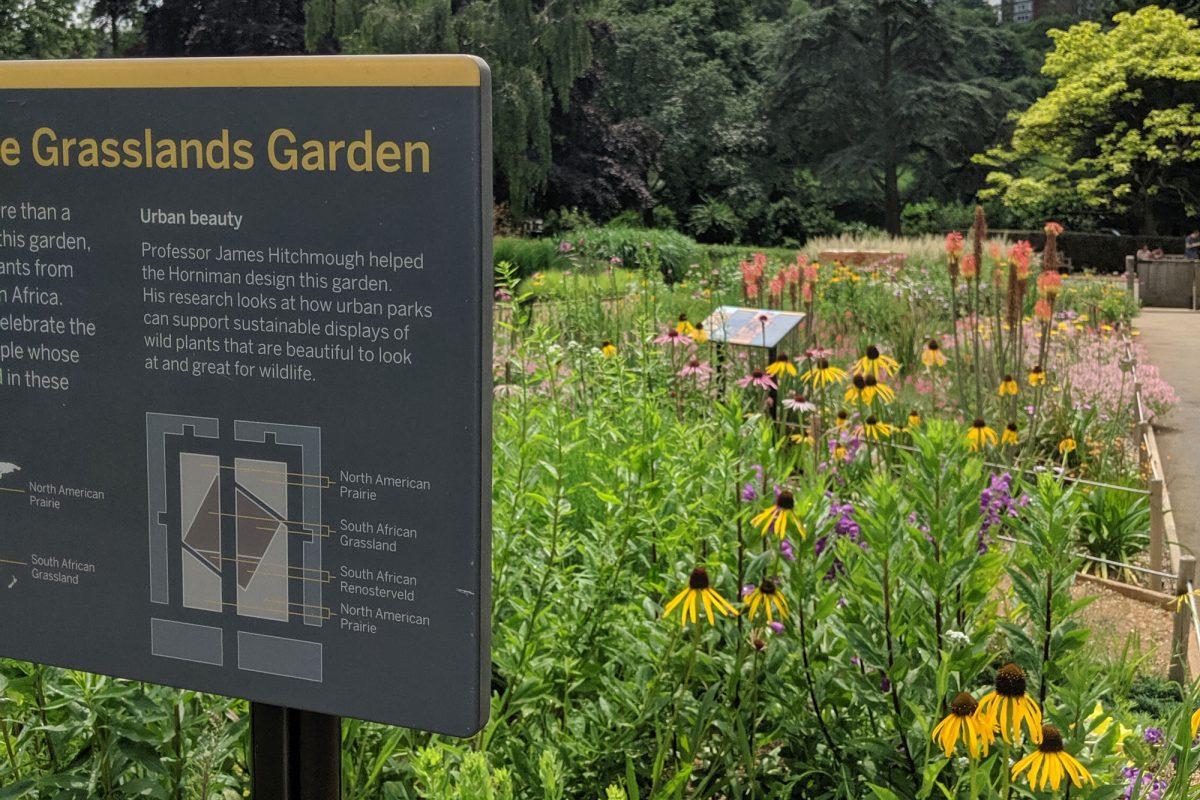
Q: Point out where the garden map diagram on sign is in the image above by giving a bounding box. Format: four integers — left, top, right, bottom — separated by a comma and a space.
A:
147, 414, 327, 681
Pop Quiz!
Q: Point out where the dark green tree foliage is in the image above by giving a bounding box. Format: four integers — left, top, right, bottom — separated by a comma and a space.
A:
304, 0, 594, 219
767, 0, 1017, 235
0, 0, 93, 58
144, 0, 306, 56
92, 0, 138, 55
544, 24, 663, 220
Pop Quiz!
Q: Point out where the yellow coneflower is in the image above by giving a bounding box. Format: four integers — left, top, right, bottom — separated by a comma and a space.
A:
675, 314, 696, 336
931, 692, 993, 759
907, 410, 921, 429
1059, 438, 1077, 455
751, 489, 806, 539
845, 374, 866, 403
601, 341, 618, 358
803, 358, 848, 388
834, 445, 849, 461
852, 344, 901, 380
1010, 725, 1092, 791
690, 324, 709, 344
662, 566, 737, 627
1028, 365, 1046, 386
966, 418, 998, 451
835, 410, 850, 429
976, 663, 1042, 744
861, 416, 893, 441
1192, 706, 1200, 739
766, 353, 798, 379
1002, 422, 1019, 446
862, 374, 895, 405
922, 339, 947, 368
998, 375, 1018, 396
744, 577, 789, 622
789, 428, 815, 446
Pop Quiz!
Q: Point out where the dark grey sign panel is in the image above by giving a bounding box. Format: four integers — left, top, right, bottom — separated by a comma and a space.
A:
0, 56, 491, 736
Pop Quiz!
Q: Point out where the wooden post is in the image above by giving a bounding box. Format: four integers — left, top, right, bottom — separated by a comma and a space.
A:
1150, 477, 1165, 588
1170, 555, 1197, 684
1126, 255, 1135, 295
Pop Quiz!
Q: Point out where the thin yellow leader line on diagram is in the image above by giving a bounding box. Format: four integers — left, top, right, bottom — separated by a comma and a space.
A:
0, 55, 484, 89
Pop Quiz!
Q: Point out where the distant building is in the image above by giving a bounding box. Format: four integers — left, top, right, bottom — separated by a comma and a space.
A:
998, 0, 1078, 22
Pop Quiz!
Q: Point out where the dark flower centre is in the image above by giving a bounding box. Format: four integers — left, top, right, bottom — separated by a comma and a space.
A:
1039, 726, 1064, 753
927, 339, 940, 351
688, 359, 700, 368
972, 418, 986, 429
864, 375, 878, 387
752, 369, 764, 378
602, 341, 612, 347
679, 313, 688, 321
1032, 366, 1043, 374
867, 345, 880, 359
949, 691, 978, 717
852, 375, 866, 389
688, 567, 710, 590
776, 353, 789, 363
866, 416, 879, 425
994, 663, 1027, 697
837, 411, 848, 421
777, 491, 795, 510
1003, 375, 1014, 383
1007, 423, 1018, 433
760, 578, 778, 594
818, 358, 831, 370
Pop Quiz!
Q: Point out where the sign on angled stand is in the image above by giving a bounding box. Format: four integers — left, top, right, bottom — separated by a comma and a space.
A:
0, 55, 492, 793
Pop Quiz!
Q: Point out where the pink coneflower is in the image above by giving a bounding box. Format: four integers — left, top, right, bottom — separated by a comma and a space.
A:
804, 347, 834, 360
678, 359, 713, 379
609, 256, 622, 265
558, 240, 573, 253
653, 327, 691, 346
737, 369, 777, 390
781, 392, 815, 413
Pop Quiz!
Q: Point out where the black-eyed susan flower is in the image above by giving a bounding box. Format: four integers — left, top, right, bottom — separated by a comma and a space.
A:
976, 663, 1042, 744
744, 577, 789, 623
998, 375, 1018, 396
852, 344, 900, 380
1010, 725, 1092, 791
862, 374, 895, 405
766, 353, 798, 379
844, 374, 866, 403
835, 410, 851, 429
751, 490, 806, 539
861, 416, 893, 441
675, 314, 696, 335
1029, 365, 1046, 386
1059, 438, 1077, 455
922, 339, 947, 368
601, 341, 618, 358
1191, 706, 1200, 739
789, 428, 815, 446
690, 323, 709, 344
663, 566, 737, 627
967, 418, 998, 451
907, 409, 922, 429
1002, 422, 1019, 446
931, 692, 993, 759
803, 358, 847, 388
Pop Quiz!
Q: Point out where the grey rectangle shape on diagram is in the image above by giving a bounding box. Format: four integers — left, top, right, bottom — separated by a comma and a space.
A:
0, 56, 492, 736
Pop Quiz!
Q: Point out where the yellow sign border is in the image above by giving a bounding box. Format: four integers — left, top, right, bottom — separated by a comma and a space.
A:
0, 55, 483, 89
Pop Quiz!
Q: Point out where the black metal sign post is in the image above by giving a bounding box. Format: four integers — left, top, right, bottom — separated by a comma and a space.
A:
252, 704, 342, 799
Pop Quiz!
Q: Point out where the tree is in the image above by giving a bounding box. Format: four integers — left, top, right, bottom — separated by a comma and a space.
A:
766, 0, 1018, 235
91, 0, 138, 55
304, 0, 595, 220
0, 0, 93, 58
143, 0, 306, 56
979, 7, 1200, 234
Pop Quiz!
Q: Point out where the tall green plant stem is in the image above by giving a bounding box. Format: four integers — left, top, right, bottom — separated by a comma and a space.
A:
882, 554, 919, 784
797, 594, 838, 756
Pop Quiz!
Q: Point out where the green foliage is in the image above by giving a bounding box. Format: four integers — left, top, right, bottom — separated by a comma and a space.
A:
566, 226, 700, 282
493, 238, 572, 280
980, 7, 1200, 235
0, 0, 93, 58
1074, 485, 1150, 580
1126, 675, 1184, 718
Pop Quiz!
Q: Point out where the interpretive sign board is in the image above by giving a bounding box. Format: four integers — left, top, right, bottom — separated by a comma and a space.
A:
701, 306, 806, 348
0, 56, 491, 736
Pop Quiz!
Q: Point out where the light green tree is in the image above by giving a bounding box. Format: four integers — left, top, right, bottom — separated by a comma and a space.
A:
979, 6, 1200, 233
0, 0, 93, 59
